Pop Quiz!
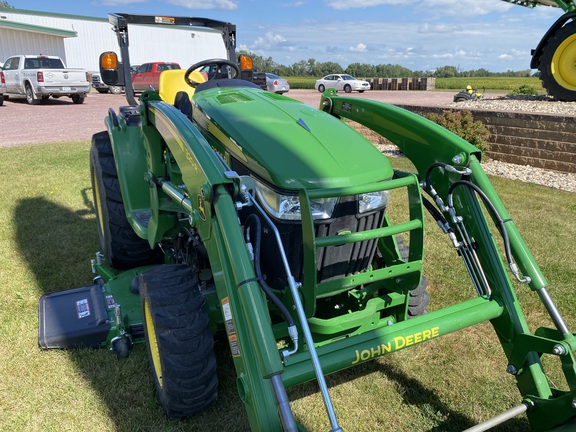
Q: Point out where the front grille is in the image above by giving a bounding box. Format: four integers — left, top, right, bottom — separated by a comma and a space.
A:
256, 196, 385, 291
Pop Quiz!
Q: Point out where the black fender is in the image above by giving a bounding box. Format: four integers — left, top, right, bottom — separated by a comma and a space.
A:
531, 11, 576, 68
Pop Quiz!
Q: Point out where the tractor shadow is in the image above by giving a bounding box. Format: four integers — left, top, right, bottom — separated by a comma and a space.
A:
14, 194, 249, 431
289, 356, 530, 432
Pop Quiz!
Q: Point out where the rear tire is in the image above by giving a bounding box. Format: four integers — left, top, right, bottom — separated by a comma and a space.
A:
140, 264, 218, 418
539, 21, 576, 101
71, 94, 85, 104
25, 84, 40, 105
90, 131, 162, 269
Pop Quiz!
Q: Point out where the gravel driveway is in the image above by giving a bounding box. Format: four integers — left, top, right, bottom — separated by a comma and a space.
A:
0, 89, 460, 148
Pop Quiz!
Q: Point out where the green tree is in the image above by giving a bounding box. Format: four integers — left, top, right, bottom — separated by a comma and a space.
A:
345, 63, 375, 77
434, 65, 458, 78
0, 1, 14, 7
314, 61, 343, 77
374, 64, 413, 78
307, 58, 317, 76
291, 60, 308, 76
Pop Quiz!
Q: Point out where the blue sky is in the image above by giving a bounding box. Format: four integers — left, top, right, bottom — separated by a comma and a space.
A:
5, 0, 566, 72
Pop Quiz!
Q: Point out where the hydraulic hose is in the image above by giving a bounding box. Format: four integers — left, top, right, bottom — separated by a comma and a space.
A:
244, 213, 295, 328
447, 180, 530, 284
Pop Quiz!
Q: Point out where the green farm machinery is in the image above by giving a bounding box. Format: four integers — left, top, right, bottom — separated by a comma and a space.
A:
39, 13, 576, 431
506, 0, 576, 100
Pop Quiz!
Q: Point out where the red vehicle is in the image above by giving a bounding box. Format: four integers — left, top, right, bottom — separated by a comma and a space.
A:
131, 62, 180, 92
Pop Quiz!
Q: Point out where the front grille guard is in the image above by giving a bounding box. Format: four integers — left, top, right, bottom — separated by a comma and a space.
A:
298, 170, 425, 318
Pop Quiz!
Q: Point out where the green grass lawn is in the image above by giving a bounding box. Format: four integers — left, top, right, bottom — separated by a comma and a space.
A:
1, 142, 574, 431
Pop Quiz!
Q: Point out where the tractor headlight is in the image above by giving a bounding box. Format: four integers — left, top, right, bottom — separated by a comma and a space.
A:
358, 191, 390, 214
254, 180, 337, 221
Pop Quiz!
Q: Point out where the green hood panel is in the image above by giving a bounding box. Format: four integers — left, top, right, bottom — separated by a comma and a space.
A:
192, 87, 393, 190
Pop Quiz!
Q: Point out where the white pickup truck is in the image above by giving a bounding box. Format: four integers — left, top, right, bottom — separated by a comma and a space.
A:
1, 55, 90, 105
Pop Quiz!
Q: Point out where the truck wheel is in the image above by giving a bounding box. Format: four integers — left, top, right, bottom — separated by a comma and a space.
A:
109, 86, 123, 94
139, 264, 218, 418
539, 21, 576, 101
90, 131, 163, 269
71, 94, 85, 104
25, 84, 40, 105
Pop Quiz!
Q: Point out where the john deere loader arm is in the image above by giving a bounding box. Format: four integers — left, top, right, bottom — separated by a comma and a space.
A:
320, 90, 576, 431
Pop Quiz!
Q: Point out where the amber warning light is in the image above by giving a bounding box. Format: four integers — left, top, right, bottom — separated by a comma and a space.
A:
239, 55, 253, 71
101, 53, 118, 69
154, 16, 175, 24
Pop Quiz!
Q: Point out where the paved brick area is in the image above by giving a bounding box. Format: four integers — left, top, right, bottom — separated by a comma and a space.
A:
0, 89, 460, 147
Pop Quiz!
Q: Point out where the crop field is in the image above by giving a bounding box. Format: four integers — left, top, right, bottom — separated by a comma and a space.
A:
434, 76, 544, 91
287, 76, 543, 92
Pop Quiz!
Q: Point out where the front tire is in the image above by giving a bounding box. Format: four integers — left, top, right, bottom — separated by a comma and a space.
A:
397, 237, 430, 318
539, 21, 576, 101
109, 86, 123, 94
317, 84, 325, 92
140, 264, 218, 418
344, 84, 352, 93
90, 131, 162, 269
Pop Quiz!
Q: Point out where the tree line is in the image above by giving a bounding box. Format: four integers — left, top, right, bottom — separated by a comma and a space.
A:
238, 50, 535, 78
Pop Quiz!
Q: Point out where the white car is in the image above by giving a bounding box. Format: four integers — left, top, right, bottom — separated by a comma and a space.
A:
315, 74, 370, 93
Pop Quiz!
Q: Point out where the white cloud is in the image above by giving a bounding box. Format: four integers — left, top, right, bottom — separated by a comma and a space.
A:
163, 0, 238, 10
418, 23, 461, 34
99, 0, 145, 5
251, 32, 297, 54
349, 43, 368, 53
325, 0, 405, 9
422, 0, 513, 15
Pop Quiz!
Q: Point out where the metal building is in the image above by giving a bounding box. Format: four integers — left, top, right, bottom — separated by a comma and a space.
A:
0, 8, 229, 72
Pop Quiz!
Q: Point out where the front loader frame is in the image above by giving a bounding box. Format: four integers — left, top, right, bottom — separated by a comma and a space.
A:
88, 86, 576, 431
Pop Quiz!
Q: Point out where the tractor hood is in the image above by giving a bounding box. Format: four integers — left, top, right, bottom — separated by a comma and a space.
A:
192, 87, 393, 190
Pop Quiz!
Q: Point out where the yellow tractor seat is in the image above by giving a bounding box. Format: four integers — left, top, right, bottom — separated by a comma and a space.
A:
158, 69, 206, 104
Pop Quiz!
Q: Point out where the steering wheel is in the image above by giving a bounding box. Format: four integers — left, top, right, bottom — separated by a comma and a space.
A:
184, 59, 240, 88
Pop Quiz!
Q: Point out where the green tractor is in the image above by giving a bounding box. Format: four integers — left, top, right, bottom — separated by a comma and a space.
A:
39, 13, 576, 431
506, 0, 576, 100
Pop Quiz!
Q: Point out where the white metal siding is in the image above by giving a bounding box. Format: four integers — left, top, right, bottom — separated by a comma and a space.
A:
0, 29, 67, 62
1, 11, 228, 72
